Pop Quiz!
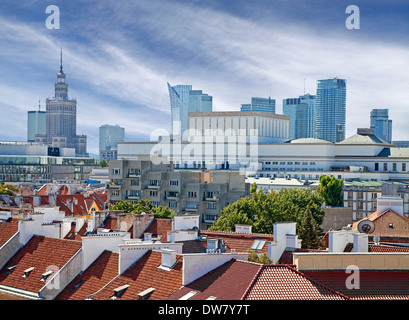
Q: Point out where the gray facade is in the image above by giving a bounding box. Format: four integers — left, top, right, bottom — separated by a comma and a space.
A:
107, 159, 249, 229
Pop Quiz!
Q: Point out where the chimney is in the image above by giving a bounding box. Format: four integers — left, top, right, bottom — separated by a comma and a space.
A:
161, 249, 177, 269
235, 224, 252, 234
352, 233, 368, 253
376, 196, 404, 216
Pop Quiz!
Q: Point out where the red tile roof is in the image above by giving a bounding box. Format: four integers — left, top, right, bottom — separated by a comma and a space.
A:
142, 219, 173, 242
0, 218, 19, 248
55, 250, 119, 300
0, 236, 82, 296
243, 265, 349, 300
90, 250, 183, 300
64, 222, 88, 241
278, 248, 326, 264
166, 259, 262, 300
304, 270, 409, 300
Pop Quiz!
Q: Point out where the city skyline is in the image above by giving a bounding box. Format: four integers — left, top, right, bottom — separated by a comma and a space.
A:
0, 0, 408, 155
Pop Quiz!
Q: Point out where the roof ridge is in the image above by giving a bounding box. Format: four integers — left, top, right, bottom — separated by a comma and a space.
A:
239, 263, 264, 300
285, 265, 351, 300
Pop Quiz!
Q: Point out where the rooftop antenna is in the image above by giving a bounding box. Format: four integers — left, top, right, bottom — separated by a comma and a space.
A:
59, 47, 63, 73
303, 78, 306, 95
38, 99, 41, 111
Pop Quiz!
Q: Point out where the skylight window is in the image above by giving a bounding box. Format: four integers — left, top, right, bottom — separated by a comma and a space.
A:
179, 291, 198, 300
251, 239, 266, 251
206, 296, 217, 300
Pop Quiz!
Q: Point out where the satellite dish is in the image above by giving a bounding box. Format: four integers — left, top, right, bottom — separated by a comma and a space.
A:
373, 235, 381, 245
357, 219, 375, 234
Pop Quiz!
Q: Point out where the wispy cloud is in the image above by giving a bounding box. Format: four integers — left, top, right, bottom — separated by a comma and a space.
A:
0, 0, 408, 155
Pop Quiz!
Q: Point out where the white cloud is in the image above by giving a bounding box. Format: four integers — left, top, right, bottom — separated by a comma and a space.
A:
0, 0, 408, 156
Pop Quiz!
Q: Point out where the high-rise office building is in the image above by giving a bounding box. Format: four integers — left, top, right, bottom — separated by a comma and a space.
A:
36, 50, 87, 156
283, 94, 316, 140
370, 109, 392, 143
315, 78, 346, 143
99, 124, 125, 160
27, 105, 46, 142
168, 83, 213, 138
241, 97, 276, 114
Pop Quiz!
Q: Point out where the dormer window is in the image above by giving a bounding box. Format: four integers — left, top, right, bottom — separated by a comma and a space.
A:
22, 267, 34, 278
6, 264, 18, 275
40, 270, 53, 282
137, 287, 155, 300
111, 284, 129, 299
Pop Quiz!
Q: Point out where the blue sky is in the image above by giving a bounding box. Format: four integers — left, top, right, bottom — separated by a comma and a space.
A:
0, 0, 408, 155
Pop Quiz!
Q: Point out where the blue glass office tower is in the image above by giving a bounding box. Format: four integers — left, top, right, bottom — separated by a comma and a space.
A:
315, 78, 346, 143
241, 97, 275, 113
168, 83, 212, 138
283, 94, 316, 140
370, 109, 392, 143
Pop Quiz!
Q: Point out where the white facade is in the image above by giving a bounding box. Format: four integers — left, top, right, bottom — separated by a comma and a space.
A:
187, 111, 289, 143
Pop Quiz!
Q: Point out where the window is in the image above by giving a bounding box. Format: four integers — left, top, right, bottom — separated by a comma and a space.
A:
179, 291, 198, 300
111, 190, 119, 197
251, 239, 266, 251
402, 163, 407, 172
149, 179, 160, 186
169, 180, 179, 186
130, 179, 139, 186
374, 163, 379, 171
168, 202, 177, 209
113, 168, 120, 175
205, 192, 215, 198
187, 191, 197, 198
393, 163, 397, 171
207, 203, 217, 210
309, 162, 316, 165
384, 163, 388, 171
149, 191, 158, 197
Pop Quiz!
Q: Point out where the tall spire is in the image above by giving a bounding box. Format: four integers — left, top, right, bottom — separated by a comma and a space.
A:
59, 47, 64, 74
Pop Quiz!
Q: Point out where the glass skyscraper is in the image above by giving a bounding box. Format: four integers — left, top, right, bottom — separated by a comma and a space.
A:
27, 110, 46, 142
99, 124, 125, 160
168, 83, 212, 138
370, 109, 392, 143
283, 94, 316, 140
315, 78, 346, 143
241, 97, 276, 113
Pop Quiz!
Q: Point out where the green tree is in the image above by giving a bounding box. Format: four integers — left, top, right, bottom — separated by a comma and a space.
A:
98, 159, 109, 167
109, 200, 136, 213
298, 206, 323, 249
210, 188, 325, 236
0, 184, 19, 196
316, 175, 344, 207
250, 182, 257, 194
110, 199, 174, 219
244, 250, 272, 264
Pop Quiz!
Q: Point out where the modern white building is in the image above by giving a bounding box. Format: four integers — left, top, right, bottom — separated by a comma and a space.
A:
117, 127, 409, 181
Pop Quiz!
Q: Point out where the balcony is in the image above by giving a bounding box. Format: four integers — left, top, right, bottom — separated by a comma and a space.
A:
204, 196, 219, 202
185, 204, 199, 212
127, 195, 141, 200
127, 173, 141, 178
107, 184, 121, 190
146, 185, 161, 190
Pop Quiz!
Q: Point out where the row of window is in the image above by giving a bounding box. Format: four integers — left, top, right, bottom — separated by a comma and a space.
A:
264, 161, 316, 166
374, 162, 406, 172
